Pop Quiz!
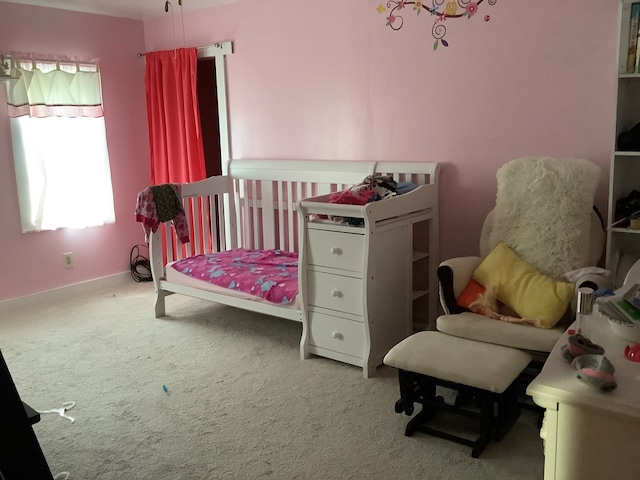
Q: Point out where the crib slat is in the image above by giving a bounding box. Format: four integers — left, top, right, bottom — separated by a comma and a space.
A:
186, 200, 194, 258
192, 198, 202, 255
281, 181, 290, 251
209, 195, 217, 252
204, 197, 210, 253
279, 182, 296, 252
277, 181, 285, 251
227, 193, 237, 250
201, 197, 209, 253
241, 179, 251, 249
250, 179, 259, 250
180, 201, 188, 259
227, 180, 239, 250
234, 178, 244, 250
202, 197, 209, 253
296, 182, 302, 207
164, 222, 174, 262
262, 181, 276, 250
290, 182, 302, 251
316, 183, 331, 196
203, 195, 212, 253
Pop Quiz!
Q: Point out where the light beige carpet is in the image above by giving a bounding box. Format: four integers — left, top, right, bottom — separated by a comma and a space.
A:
0, 277, 544, 479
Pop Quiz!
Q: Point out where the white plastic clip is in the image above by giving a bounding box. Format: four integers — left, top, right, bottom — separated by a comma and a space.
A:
37, 401, 76, 423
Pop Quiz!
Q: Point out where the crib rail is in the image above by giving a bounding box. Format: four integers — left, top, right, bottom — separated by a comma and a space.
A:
149, 175, 236, 281
148, 158, 440, 323
375, 161, 440, 188
150, 159, 440, 280
228, 159, 373, 252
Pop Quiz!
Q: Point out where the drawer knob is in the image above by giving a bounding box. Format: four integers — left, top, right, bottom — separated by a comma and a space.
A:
330, 247, 340, 255
332, 331, 342, 339
331, 290, 342, 298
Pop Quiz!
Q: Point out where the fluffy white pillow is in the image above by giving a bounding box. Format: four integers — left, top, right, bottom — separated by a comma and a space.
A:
487, 157, 600, 279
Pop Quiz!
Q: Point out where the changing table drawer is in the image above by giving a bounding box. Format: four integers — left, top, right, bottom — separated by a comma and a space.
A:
306, 229, 364, 272
308, 311, 365, 358
307, 271, 363, 316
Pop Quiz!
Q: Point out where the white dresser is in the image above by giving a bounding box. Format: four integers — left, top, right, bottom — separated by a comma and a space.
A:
527, 311, 640, 480
297, 166, 439, 377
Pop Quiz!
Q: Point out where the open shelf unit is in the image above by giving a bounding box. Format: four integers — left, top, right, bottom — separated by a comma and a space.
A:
607, 1, 640, 287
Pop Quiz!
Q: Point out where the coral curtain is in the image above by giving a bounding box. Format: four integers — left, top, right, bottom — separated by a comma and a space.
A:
144, 48, 206, 184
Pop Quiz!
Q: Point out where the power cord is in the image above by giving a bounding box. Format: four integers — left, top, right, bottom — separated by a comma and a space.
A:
130, 244, 152, 282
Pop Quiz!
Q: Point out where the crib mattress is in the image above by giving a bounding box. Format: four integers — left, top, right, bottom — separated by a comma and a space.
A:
165, 249, 300, 310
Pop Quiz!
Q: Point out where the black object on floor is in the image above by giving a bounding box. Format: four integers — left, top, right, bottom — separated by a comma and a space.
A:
0, 349, 54, 480
393, 369, 522, 458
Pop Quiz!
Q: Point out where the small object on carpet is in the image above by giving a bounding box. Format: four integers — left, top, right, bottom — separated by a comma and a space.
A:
36, 401, 76, 423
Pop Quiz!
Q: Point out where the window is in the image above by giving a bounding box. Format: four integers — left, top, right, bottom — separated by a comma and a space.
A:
6, 58, 115, 233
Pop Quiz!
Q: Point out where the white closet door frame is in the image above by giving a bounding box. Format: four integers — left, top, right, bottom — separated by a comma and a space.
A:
197, 41, 233, 175
198, 42, 234, 247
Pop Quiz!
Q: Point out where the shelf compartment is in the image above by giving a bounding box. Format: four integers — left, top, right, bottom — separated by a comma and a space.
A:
610, 227, 640, 234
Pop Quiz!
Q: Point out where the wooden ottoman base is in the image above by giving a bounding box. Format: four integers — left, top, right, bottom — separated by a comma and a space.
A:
384, 332, 532, 458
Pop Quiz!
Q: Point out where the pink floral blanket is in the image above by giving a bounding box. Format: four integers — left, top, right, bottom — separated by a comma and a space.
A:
170, 248, 298, 304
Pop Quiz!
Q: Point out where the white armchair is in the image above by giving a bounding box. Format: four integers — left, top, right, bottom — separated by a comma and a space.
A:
436, 157, 607, 358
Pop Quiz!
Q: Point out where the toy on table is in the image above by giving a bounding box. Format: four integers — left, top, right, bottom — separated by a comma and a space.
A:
624, 343, 640, 362
561, 333, 605, 362
572, 354, 617, 391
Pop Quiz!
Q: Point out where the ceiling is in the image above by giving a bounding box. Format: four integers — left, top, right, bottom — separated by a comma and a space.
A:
0, 0, 238, 20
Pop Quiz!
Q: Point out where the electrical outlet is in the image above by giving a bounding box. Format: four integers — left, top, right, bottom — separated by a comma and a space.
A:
63, 252, 73, 268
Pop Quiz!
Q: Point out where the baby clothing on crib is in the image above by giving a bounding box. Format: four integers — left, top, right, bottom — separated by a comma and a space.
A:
135, 184, 190, 244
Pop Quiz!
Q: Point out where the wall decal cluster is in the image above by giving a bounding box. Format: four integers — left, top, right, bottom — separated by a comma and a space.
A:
377, 0, 497, 50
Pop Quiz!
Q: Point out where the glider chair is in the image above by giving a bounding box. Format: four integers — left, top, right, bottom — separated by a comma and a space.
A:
436, 157, 607, 366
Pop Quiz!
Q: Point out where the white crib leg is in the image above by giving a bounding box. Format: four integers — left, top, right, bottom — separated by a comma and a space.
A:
155, 290, 167, 318
299, 323, 311, 360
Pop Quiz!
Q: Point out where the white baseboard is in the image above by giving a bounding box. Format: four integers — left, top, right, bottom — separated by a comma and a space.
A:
0, 272, 133, 312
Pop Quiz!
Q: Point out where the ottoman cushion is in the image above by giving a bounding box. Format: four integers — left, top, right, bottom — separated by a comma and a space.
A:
384, 331, 532, 393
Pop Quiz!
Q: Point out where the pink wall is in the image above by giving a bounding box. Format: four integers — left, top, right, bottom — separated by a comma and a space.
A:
145, 0, 618, 260
0, 2, 151, 301
0, 0, 620, 301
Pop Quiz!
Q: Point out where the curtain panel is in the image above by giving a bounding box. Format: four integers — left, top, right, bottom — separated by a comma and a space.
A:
144, 48, 206, 184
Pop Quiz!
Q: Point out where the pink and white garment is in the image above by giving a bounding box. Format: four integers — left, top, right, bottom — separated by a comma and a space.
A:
171, 248, 298, 304
135, 184, 189, 244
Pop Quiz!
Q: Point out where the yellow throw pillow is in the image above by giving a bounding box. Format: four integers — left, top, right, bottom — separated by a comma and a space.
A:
472, 243, 574, 329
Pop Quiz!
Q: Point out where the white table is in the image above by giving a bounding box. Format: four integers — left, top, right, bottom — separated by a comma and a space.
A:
527, 309, 640, 480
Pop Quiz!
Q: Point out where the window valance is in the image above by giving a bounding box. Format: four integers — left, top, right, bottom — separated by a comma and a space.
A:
6, 62, 103, 118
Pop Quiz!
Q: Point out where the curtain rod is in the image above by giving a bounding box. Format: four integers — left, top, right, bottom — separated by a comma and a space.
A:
1, 53, 99, 66
136, 41, 232, 58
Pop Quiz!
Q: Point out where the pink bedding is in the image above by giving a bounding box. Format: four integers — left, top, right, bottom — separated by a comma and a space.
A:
170, 248, 298, 305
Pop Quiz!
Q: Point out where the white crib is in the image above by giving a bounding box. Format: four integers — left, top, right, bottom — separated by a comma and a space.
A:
149, 158, 439, 376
